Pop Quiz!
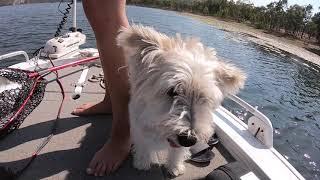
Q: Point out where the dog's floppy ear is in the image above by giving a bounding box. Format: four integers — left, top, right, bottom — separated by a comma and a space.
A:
117, 24, 171, 58
215, 61, 246, 95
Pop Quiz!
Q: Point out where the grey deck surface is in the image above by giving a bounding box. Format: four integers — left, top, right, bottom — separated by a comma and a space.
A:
0, 66, 230, 180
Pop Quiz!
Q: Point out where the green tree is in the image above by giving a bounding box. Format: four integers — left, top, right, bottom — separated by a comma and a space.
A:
285, 5, 305, 35
300, 4, 313, 38
312, 12, 320, 42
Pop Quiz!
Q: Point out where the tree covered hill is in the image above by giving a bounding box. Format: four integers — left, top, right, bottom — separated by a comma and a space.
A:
127, 0, 320, 44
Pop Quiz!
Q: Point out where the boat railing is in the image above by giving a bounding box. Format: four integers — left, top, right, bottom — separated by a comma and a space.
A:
229, 95, 273, 148
0, 51, 30, 62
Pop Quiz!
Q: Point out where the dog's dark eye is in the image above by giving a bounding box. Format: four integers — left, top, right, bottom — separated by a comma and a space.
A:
167, 88, 178, 97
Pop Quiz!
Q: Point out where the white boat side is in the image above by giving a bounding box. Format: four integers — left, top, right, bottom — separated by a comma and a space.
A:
213, 98, 305, 180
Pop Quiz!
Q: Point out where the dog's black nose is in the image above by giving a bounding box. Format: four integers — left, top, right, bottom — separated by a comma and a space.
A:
177, 131, 197, 147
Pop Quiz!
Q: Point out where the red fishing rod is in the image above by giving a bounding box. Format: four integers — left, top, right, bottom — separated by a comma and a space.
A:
29, 56, 100, 78
0, 56, 100, 133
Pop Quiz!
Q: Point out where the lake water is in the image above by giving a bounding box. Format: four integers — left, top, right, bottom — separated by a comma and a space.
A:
0, 3, 320, 179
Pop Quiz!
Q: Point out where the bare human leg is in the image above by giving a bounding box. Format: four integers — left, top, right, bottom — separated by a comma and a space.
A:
81, 0, 131, 176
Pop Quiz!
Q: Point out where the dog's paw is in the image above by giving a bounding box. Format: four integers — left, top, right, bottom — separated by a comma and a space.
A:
133, 157, 152, 170
167, 164, 185, 177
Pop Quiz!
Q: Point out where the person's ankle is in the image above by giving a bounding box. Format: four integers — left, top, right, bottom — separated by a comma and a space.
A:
109, 134, 131, 145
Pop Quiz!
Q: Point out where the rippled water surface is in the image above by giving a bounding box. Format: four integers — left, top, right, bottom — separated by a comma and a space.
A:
0, 3, 320, 179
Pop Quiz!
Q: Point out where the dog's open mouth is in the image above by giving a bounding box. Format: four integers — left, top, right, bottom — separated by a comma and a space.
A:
167, 138, 180, 148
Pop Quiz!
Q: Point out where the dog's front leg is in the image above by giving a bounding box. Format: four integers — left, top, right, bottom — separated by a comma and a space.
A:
133, 143, 153, 170
166, 147, 190, 177
132, 131, 158, 170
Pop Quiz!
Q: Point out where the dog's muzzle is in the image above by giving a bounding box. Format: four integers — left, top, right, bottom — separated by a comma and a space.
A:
177, 130, 197, 147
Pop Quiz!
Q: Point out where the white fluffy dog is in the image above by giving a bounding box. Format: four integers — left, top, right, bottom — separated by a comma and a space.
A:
117, 25, 246, 177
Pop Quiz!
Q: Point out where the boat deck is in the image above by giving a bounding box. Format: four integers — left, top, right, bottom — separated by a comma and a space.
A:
0, 66, 231, 179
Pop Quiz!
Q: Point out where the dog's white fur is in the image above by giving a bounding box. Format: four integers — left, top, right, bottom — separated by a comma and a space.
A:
117, 25, 246, 176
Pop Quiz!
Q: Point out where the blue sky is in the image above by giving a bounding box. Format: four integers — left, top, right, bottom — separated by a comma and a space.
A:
249, 0, 320, 13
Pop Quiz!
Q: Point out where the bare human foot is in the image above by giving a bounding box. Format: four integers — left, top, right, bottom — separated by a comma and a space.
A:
71, 100, 112, 116
86, 137, 131, 176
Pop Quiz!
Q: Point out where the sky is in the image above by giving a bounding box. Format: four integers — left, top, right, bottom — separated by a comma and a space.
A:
249, 0, 320, 13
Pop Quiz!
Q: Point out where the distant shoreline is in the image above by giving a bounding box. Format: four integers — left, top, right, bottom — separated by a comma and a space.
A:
0, 0, 71, 7
182, 13, 320, 67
